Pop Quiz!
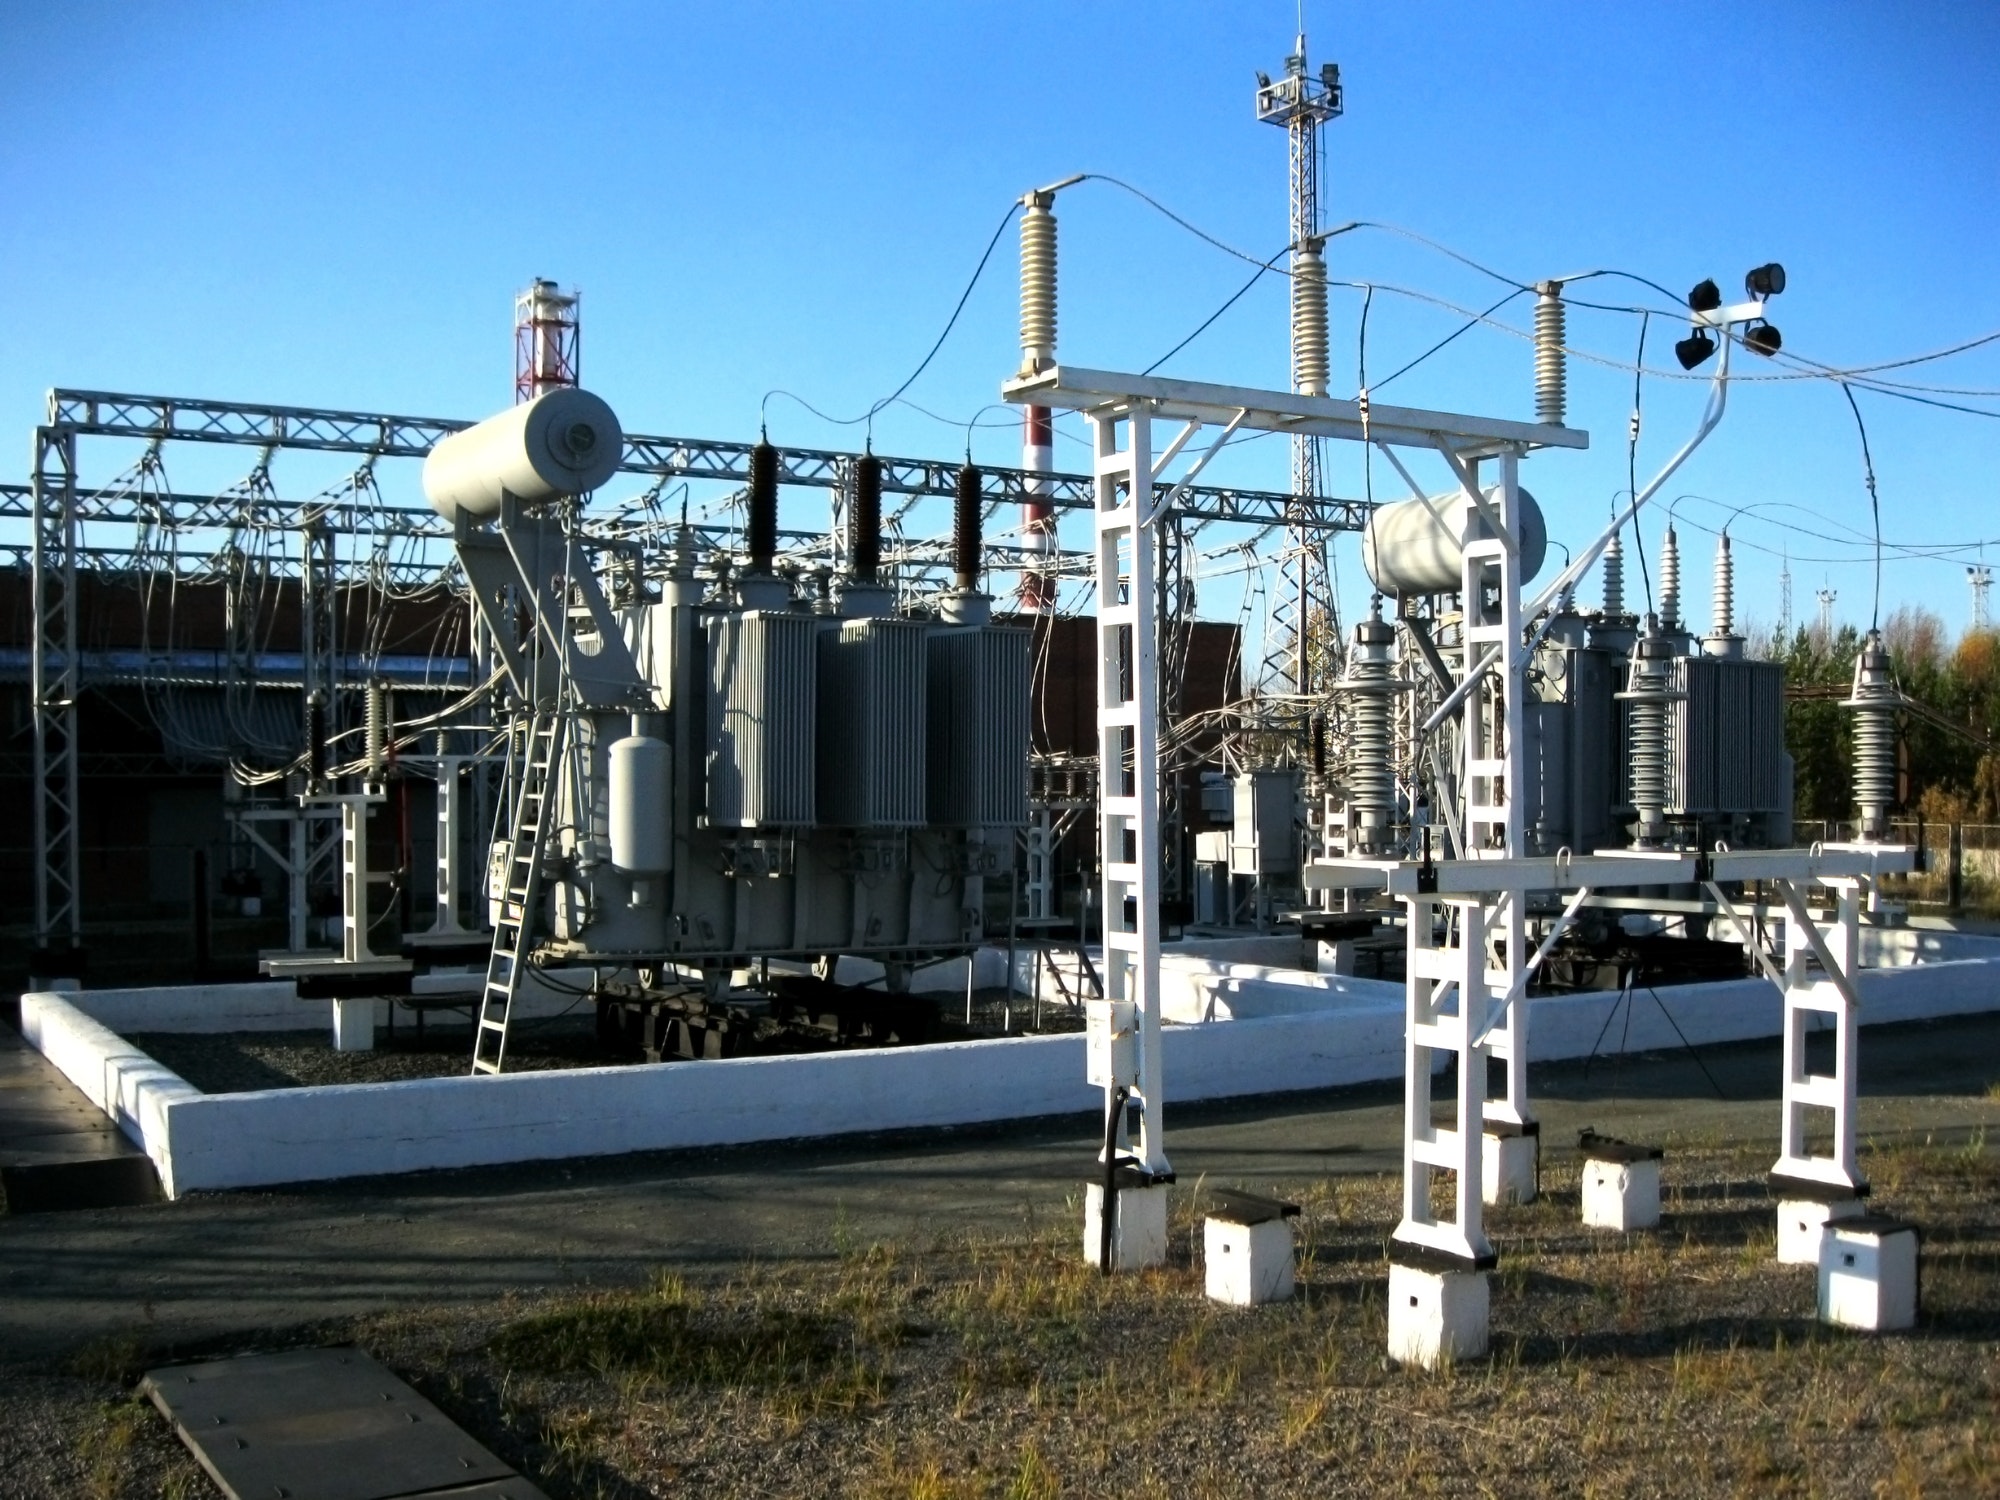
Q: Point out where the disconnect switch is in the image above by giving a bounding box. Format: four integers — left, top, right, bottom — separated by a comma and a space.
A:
1086, 999, 1138, 1088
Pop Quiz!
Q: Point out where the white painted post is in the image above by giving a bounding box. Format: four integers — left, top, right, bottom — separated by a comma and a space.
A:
1088, 403, 1171, 1187
341, 799, 373, 964
1773, 876, 1866, 1260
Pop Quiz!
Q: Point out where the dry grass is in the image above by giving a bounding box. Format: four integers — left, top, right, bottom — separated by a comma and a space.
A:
36, 1136, 2000, 1499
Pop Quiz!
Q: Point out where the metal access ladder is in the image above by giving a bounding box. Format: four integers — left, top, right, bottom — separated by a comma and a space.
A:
472, 709, 567, 1075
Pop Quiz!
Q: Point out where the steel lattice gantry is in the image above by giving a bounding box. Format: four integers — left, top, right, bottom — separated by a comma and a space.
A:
20, 386, 1375, 966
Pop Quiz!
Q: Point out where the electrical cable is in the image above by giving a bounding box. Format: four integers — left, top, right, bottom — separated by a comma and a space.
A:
1371, 288, 1524, 392
1144, 245, 1291, 375
1838, 382, 1886, 630
1628, 312, 1653, 613
761, 201, 1019, 433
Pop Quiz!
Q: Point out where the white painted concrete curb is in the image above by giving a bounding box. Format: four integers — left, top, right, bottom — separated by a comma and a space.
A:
17, 948, 2000, 1199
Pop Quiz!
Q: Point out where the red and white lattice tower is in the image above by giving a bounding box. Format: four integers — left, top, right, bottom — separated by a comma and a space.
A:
514, 279, 580, 404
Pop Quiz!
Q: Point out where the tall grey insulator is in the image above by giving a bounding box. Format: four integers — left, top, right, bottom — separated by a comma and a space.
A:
1659, 526, 1682, 632
1845, 629, 1900, 841
1018, 192, 1057, 375
1619, 622, 1682, 849
1292, 238, 1330, 398
1340, 602, 1401, 856
1534, 280, 1567, 426
1602, 532, 1626, 617
364, 681, 387, 777
1711, 533, 1735, 637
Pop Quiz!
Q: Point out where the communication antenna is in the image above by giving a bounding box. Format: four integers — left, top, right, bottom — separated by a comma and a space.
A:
1817, 585, 1838, 639
1968, 563, 1991, 631
1778, 546, 1793, 641
1256, 28, 1344, 697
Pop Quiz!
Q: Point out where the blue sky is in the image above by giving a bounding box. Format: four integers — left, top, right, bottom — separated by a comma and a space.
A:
5, 2, 1998, 640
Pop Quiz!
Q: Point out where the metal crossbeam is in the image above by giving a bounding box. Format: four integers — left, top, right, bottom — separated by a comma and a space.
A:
39, 388, 1370, 532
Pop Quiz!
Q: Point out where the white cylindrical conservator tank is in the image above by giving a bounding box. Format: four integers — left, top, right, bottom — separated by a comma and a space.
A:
1361, 487, 1548, 598
607, 720, 671, 875
422, 388, 624, 521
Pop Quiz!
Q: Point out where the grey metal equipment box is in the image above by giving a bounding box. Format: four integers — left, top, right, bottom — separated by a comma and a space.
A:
817, 617, 929, 827
706, 610, 817, 827
927, 626, 1031, 827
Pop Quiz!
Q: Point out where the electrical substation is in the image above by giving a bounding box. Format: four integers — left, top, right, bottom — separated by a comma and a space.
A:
12, 30, 1994, 1378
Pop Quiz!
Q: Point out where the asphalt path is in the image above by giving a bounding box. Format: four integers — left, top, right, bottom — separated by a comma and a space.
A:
3, 1011, 1996, 1367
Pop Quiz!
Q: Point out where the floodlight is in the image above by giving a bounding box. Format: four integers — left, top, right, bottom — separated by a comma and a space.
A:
1744, 321, 1783, 357
1687, 279, 1722, 314
1745, 262, 1787, 299
1256, 71, 1272, 88
1675, 330, 1717, 370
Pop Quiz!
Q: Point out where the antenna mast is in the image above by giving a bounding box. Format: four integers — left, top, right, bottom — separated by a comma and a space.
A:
1256, 32, 1344, 705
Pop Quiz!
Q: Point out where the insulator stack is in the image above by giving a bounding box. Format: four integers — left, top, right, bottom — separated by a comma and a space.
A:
1619, 623, 1684, 849
364, 682, 387, 777
850, 453, 882, 582
305, 693, 325, 788
1712, 533, 1735, 637
1292, 238, 1330, 398
1534, 280, 1567, 426
747, 439, 779, 571
1339, 601, 1403, 857
954, 462, 982, 590
1018, 192, 1057, 375
1845, 630, 1900, 841
1602, 532, 1626, 617
1659, 525, 1682, 632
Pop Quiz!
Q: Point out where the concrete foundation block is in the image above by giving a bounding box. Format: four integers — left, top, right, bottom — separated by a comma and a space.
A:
331, 998, 377, 1053
1387, 1261, 1489, 1369
1582, 1156, 1661, 1231
1482, 1126, 1539, 1206
1083, 1180, 1168, 1271
1202, 1190, 1300, 1306
1819, 1216, 1919, 1331
1777, 1195, 1867, 1265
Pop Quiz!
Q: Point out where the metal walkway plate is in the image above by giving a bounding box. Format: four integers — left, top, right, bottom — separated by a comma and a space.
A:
0, 1021, 160, 1213
141, 1347, 547, 1500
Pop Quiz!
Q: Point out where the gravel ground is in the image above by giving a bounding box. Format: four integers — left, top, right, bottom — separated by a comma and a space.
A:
124, 988, 1080, 1092
10, 1133, 1997, 1499
126, 1014, 612, 1090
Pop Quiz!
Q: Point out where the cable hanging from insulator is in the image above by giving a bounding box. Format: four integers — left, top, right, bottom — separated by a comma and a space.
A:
1534, 279, 1567, 426
1292, 236, 1330, 398
1844, 629, 1900, 842
1019, 191, 1058, 376
1602, 531, 1626, 618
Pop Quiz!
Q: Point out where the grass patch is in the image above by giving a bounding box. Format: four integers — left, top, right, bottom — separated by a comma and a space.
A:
489, 1273, 853, 1391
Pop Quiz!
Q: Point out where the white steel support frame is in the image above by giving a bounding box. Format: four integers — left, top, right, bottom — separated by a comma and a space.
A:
1453, 448, 1533, 1141
417, 752, 478, 937
231, 803, 343, 952
1775, 878, 1863, 1191
333, 791, 388, 963
1089, 405, 1171, 1179
1006, 364, 1588, 1241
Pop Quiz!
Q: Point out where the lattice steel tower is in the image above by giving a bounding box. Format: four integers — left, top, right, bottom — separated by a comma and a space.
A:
1256, 34, 1343, 699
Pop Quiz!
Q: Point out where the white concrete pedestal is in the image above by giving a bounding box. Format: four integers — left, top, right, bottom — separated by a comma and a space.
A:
1084, 1180, 1168, 1271
1202, 1190, 1300, 1306
1482, 1126, 1539, 1207
1582, 1157, 1661, 1231
1387, 1260, 1489, 1369
1819, 1216, 1919, 1331
1777, 1194, 1867, 1265
331, 998, 377, 1052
